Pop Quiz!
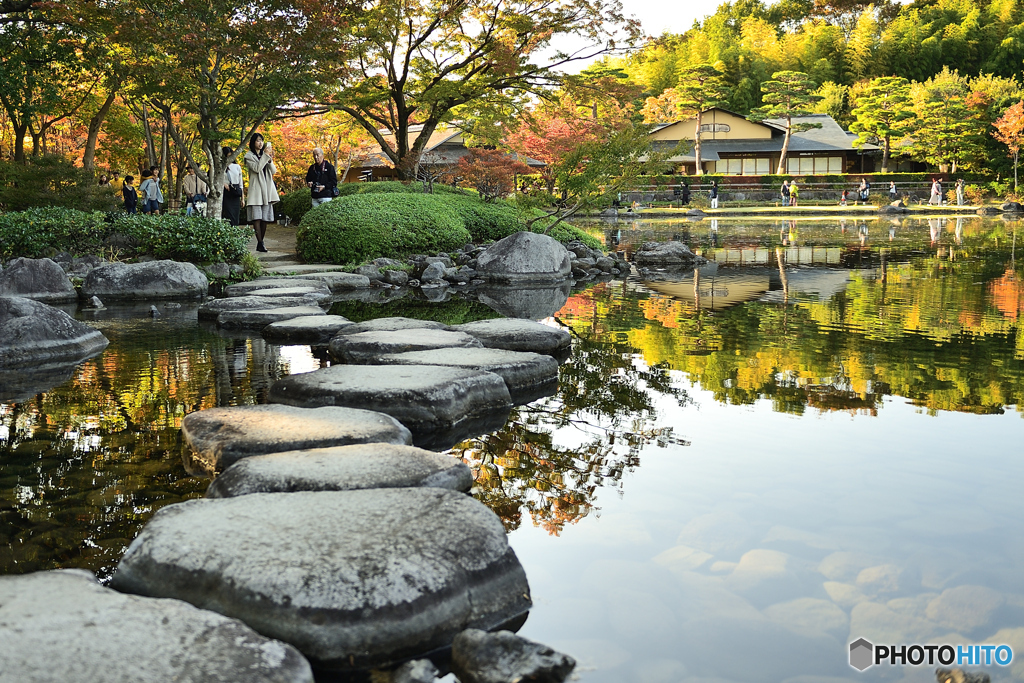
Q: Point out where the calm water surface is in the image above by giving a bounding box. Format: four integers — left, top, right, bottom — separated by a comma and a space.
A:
2, 216, 1023, 682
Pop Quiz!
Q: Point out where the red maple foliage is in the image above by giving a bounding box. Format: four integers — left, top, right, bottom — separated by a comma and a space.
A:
455, 148, 530, 201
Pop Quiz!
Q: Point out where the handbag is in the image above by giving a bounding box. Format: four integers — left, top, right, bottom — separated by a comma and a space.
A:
331, 185, 340, 197
226, 183, 242, 198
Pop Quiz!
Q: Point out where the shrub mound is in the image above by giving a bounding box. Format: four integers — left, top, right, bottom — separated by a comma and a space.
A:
297, 193, 472, 264
0, 207, 249, 263
294, 181, 602, 263
0, 156, 120, 212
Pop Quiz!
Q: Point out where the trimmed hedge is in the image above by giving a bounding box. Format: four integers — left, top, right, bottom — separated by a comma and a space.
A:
0, 207, 249, 262
277, 190, 314, 225
296, 193, 472, 264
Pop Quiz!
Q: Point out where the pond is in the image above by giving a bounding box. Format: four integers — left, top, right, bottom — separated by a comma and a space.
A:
2, 215, 1023, 682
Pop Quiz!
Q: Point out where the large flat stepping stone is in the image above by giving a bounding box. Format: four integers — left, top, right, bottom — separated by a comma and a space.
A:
269, 365, 511, 449
206, 443, 472, 498
329, 329, 483, 363
0, 257, 77, 302
199, 295, 324, 321
331, 316, 453, 336
0, 296, 108, 369
110, 489, 532, 671
377, 348, 558, 405
181, 404, 412, 473
245, 286, 332, 305
218, 305, 326, 330
225, 278, 320, 297
263, 263, 349, 276
263, 315, 353, 345
454, 319, 571, 355
0, 569, 313, 683
292, 272, 372, 291
81, 260, 208, 300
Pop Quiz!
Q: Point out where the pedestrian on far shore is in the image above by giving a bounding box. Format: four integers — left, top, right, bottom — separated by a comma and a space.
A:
709, 180, 719, 209
789, 179, 799, 206
889, 181, 898, 203
780, 180, 790, 205
147, 166, 164, 214
138, 170, 157, 214
956, 178, 965, 206
122, 175, 138, 214
305, 147, 338, 208
929, 178, 942, 205
182, 166, 208, 216
858, 178, 870, 204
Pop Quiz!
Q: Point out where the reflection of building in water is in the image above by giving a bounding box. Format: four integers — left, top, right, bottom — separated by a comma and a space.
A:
211, 337, 318, 405
643, 263, 855, 310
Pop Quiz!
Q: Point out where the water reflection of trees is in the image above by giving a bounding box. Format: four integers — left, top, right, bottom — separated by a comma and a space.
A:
0, 323, 305, 579
588, 251, 1024, 417
454, 284, 691, 534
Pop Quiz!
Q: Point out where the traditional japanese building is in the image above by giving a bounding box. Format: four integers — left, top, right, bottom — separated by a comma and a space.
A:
650, 108, 876, 175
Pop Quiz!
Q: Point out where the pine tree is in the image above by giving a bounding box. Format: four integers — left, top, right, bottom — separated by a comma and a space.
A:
674, 64, 730, 175
750, 71, 821, 174
849, 76, 914, 173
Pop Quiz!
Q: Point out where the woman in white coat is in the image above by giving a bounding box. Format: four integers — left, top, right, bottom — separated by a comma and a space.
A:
244, 132, 280, 252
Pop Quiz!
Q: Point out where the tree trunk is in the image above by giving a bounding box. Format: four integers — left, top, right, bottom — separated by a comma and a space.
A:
203, 143, 228, 222
340, 150, 354, 183
12, 121, 27, 162
83, 87, 118, 171
1014, 151, 1019, 193
140, 103, 158, 169
881, 136, 890, 174
30, 128, 40, 157
777, 119, 792, 174
694, 110, 703, 176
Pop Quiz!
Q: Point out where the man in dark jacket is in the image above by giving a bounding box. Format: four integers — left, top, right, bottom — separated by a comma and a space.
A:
305, 147, 338, 207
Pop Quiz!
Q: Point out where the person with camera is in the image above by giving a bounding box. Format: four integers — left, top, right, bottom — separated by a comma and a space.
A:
305, 147, 338, 207
243, 132, 279, 252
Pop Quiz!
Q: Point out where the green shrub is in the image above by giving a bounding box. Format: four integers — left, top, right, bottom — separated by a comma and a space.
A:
337, 180, 470, 197
0, 207, 109, 259
277, 190, 313, 224
296, 193, 472, 264
0, 207, 249, 262
113, 214, 250, 263
442, 195, 522, 242
0, 156, 120, 212
519, 209, 603, 249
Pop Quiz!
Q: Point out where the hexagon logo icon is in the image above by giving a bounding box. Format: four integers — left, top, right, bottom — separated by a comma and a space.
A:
850, 638, 874, 671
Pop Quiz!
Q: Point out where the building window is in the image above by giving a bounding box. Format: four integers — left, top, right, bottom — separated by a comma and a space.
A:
727, 159, 742, 175
829, 156, 843, 173
799, 157, 814, 174
756, 158, 770, 175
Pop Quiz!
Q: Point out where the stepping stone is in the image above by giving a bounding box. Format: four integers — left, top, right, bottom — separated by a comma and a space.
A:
199, 295, 324, 321
454, 319, 571, 355
377, 348, 559, 405
329, 329, 483, 363
269, 365, 511, 450
0, 569, 313, 683
225, 278, 320, 297
245, 286, 333, 304
181, 404, 412, 473
331, 316, 452, 335
262, 263, 350, 276
206, 443, 473, 498
110, 489, 532, 671
218, 305, 326, 330
292, 272, 372, 291
263, 315, 353, 345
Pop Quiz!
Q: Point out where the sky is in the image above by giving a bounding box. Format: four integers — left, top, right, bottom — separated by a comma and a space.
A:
625, 0, 729, 38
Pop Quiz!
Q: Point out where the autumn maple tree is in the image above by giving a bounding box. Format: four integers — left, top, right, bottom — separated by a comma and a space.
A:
107, 0, 353, 218
994, 100, 1024, 192
455, 148, 530, 201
